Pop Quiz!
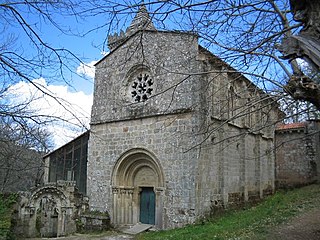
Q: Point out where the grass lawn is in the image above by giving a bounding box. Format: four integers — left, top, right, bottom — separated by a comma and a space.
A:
136, 184, 320, 240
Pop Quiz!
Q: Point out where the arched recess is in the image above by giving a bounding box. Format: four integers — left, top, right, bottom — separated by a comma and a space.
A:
111, 148, 165, 228
29, 186, 69, 237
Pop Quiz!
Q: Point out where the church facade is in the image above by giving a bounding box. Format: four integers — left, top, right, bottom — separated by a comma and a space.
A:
86, 6, 280, 229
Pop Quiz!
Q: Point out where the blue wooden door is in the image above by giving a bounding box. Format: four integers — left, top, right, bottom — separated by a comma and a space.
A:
140, 187, 155, 224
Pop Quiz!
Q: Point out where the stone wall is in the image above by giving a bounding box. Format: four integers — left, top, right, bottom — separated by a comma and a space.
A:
275, 121, 320, 188
194, 121, 275, 219
13, 181, 88, 238
192, 47, 277, 218
79, 214, 111, 232
91, 30, 200, 124
88, 24, 279, 229
88, 112, 201, 229
89, 30, 205, 229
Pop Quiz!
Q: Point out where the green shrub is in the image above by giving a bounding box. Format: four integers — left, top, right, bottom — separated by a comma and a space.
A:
0, 194, 18, 239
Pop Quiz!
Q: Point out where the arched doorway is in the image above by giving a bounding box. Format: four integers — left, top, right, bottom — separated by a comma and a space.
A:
111, 148, 164, 228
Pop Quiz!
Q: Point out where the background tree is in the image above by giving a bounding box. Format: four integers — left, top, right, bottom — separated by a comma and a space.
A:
86, 0, 319, 113
0, 1, 90, 191
1, 0, 318, 159
278, 66, 320, 123
0, 117, 54, 192
0, 0, 89, 131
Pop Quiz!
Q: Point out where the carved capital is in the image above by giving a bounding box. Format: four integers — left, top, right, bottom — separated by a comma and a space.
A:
112, 187, 119, 194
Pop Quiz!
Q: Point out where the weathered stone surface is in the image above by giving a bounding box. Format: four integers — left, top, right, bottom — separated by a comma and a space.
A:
121, 223, 153, 234
87, 5, 279, 230
275, 120, 320, 188
14, 181, 88, 238
80, 214, 111, 232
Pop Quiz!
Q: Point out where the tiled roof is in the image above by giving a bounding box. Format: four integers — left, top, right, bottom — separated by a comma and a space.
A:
276, 122, 306, 130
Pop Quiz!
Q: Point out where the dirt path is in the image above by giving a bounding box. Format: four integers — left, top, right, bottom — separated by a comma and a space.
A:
268, 208, 320, 240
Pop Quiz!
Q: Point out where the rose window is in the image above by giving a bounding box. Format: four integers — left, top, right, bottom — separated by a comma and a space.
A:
131, 73, 154, 102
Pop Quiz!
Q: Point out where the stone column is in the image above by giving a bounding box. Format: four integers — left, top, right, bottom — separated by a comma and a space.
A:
218, 127, 228, 206
155, 187, 164, 229
255, 134, 262, 198
113, 187, 135, 226
58, 208, 64, 237
240, 128, 249, 201
120, 188, 126, 224
125, 187, 134, 225
132, 187, 139, 224
122, 188, 127, 224
112, 187, 119, 225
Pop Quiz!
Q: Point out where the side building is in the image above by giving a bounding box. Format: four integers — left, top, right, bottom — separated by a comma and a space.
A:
13, 131, 89, 238
275, 120, 320, 188
43, 131, 89, 195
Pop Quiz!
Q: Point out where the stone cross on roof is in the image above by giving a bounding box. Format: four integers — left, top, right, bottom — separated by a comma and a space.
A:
107, 4, 156, 51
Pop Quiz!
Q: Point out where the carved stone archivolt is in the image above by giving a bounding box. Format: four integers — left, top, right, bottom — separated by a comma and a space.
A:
15, 181, 87, 238
111, 148, 165, 227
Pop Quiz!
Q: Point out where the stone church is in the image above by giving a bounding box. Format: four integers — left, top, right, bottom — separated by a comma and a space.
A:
86, 5, 279, 229
16, 5, 281, 237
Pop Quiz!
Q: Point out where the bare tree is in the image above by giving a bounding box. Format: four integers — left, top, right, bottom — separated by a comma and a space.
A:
0, 117, 54, 192
0, 0, 89, 129
278, 67, 320, 123
1, 0, 318, 160
278, 0, 320, 108
0, 1, 93, 188
85, 0, 319, 112
1, 0, 317, 140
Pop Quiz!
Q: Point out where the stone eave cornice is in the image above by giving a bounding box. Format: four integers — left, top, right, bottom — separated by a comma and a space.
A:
90, 108, 194, 126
